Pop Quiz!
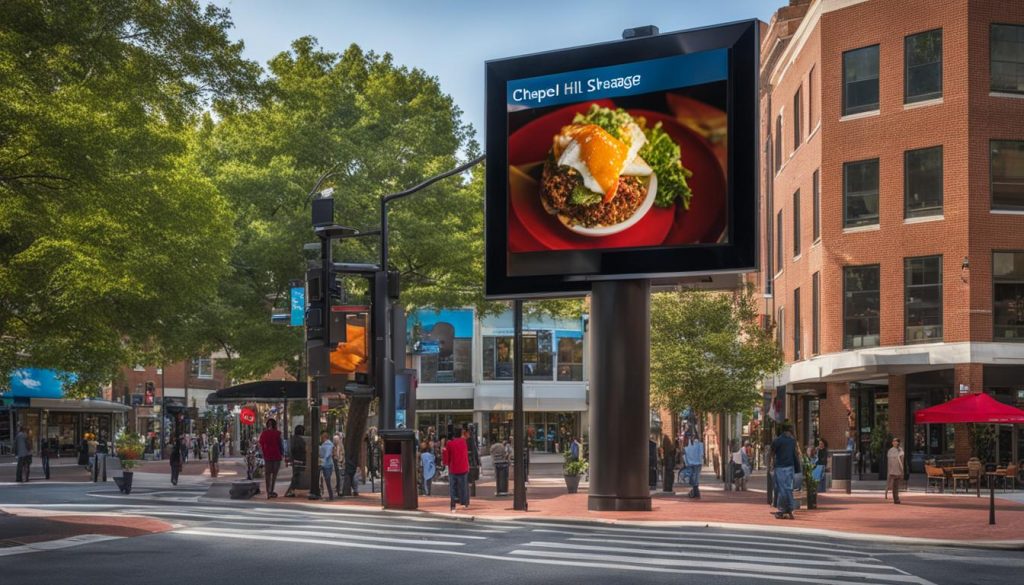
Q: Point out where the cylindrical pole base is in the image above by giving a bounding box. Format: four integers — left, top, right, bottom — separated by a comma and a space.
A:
588, 280, 652, 512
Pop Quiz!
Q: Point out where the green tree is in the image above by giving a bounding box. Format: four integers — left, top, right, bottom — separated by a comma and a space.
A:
0, 0, 261, 394
194, 38, 492, 381
650, 286, 783, 419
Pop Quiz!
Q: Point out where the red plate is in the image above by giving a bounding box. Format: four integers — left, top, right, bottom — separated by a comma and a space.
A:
508, 100, 726, 252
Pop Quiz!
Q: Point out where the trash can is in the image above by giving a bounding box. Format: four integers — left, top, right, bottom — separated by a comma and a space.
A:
379, 430, 418, 510
831, 451, 853, 494
495, 463, 509, 495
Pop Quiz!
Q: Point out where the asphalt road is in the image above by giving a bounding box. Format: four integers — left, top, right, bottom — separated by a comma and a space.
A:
1, 482, 1022, 585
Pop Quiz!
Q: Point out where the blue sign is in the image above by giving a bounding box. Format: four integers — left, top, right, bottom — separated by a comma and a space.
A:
2, 368, 75, 399
507, 49, 728, 111
290, 286, 305, 326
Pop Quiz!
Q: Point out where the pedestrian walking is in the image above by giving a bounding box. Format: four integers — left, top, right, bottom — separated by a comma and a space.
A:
684, 434, 704, 498
661, 435, 676, 492
731, 440, 750, 491
182, 434, 190, 463
41, 441, 51, 480
442, 427, 470, 511
208, 437, 220, 478
332, 434, 344, 496
319, 432, 335, 500
886, 437, 905, 504
490, 438, 509, 496
14, 426, 31, 482
421, 443, 436, 496
284, 425, 306, 498
170, 437, 183, 485
769, 424, 800, 519
569, 436, 582, 462
258, 418, 284, 498
813, 439, 829, 494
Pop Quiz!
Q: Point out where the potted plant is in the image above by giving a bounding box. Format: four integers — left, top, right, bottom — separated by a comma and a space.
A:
114, 430, 145, 495
801, 453, 817, 509
563, 451, 588, 494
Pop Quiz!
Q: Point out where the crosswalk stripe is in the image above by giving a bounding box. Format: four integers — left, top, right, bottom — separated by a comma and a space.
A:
563, 535, 880, 561
530, 527, 873, 556
523, 541, 893, 571
187, 526, 466, 547
206, 520, 488, 540
171, 530, 923, 585
508, 549, 935, 584
235, 506, 513, 533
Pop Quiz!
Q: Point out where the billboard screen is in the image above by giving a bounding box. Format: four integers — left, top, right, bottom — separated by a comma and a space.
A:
485, 21, 759, 298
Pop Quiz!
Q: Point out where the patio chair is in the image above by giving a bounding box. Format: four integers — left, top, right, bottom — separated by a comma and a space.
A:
924, 464, 945, 493
967, 458, 983, 496
1001, 464, 1017, 491
951, 467, 969, 493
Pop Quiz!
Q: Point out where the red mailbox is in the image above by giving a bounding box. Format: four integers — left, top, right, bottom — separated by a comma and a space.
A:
380, 429, 418, 510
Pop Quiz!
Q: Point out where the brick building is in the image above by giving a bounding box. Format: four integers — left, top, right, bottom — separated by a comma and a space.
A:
759, 0, 1024, 474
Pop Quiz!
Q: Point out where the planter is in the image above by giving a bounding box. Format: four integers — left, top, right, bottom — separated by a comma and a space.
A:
564, 474, 581, 494
114, 471, 134, 495
806, 489, 817, 509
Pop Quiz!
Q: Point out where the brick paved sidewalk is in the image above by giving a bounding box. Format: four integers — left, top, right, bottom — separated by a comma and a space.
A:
0, 508, 173, 548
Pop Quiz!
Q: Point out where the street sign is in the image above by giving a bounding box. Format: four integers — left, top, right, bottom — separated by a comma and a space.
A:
290, 285, 305, 326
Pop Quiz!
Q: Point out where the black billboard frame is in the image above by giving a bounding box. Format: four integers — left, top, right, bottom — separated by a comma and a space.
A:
484, 19, 760, 299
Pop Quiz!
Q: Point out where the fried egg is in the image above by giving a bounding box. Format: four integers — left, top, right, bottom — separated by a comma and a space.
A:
554, 122, 651, 202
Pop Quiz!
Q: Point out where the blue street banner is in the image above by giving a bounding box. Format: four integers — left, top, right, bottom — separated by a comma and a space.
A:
507, 48, 728, 111
290, 286, 305, 326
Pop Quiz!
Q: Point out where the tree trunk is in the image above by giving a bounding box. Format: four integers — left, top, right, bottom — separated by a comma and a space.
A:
342, 395, 371, 496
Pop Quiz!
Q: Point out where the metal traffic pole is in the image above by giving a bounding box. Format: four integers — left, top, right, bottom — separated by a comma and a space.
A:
513, 299, 527, 511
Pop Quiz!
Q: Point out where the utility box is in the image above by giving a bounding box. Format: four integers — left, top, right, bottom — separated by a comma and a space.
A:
380, 429, 418, 510
831, 451, 853, 494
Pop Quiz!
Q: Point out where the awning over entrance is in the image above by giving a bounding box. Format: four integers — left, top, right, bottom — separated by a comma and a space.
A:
27, 398, 131, 413
914, 392, 1024, 424
206, 381, 307, 405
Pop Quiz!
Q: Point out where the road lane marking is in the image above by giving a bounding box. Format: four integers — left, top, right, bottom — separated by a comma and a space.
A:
0, 535, 123, 557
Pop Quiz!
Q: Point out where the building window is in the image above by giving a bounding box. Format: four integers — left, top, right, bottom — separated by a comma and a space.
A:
793, 87, 802, 149
812, 169, 820, 240
991, 140, 1024, 211
844, 159, 880, 228
777, 307, 785, 353
812, 271, 820, 355
776, 209, 784, 270
190, 357, 213, 379
774, 115, 783, 172
844, 265, 880, 349
843, 45, 880, 115
994, 251, 1024, 341
793, 189, 801, 257
991, 24, 1024, 94
483, 331, 553, 381
905, 146, 943, 218
556, 336, 584, 381
794, 287, 802, 360
905, 256, 943, 343
809, 65, 817, 128
905, 29, 942, 103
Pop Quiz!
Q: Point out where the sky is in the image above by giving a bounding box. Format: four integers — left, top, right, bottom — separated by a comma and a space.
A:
214, 0, 775, 138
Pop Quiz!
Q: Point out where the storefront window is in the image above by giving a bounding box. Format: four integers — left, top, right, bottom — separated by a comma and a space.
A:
483, 331, 553, 381
556, 335, 583, 381
994, 251, 1024, 341
190, 357, 213, 379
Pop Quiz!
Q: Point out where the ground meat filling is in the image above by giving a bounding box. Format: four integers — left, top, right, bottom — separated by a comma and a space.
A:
539, 159, 647, 228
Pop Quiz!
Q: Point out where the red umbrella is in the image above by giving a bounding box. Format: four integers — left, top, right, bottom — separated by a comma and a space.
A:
914, 392, 1024, 424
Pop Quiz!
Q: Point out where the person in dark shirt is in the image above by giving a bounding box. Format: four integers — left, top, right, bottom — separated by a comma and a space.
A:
285, 425, 306, 498
814, 439, 829, 493
770, 424, 800, 519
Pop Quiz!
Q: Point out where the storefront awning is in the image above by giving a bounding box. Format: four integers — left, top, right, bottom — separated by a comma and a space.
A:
914, 392, 1024, 424
206, 381, 308, 405
28, 398, 131, 413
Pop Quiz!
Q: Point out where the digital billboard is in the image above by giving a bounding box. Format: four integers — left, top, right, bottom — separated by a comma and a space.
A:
485, 21, 759, 298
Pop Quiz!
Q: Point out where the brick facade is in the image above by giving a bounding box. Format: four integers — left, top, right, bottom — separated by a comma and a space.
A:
756, 0, 1024, 467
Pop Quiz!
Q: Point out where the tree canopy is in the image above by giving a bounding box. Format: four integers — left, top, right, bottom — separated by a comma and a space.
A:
0, 0, 261, 395
193, 38, 490, 380
650, 287, 782, 418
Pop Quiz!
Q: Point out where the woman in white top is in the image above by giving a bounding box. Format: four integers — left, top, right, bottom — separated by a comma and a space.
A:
731, 441, 751, 491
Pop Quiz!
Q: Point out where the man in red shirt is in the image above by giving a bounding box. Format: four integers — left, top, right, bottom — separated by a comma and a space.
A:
442, 427, 470, 511
258, 418, 284, 498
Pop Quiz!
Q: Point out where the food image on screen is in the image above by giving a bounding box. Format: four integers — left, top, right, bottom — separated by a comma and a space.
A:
506, 49, 729, 254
